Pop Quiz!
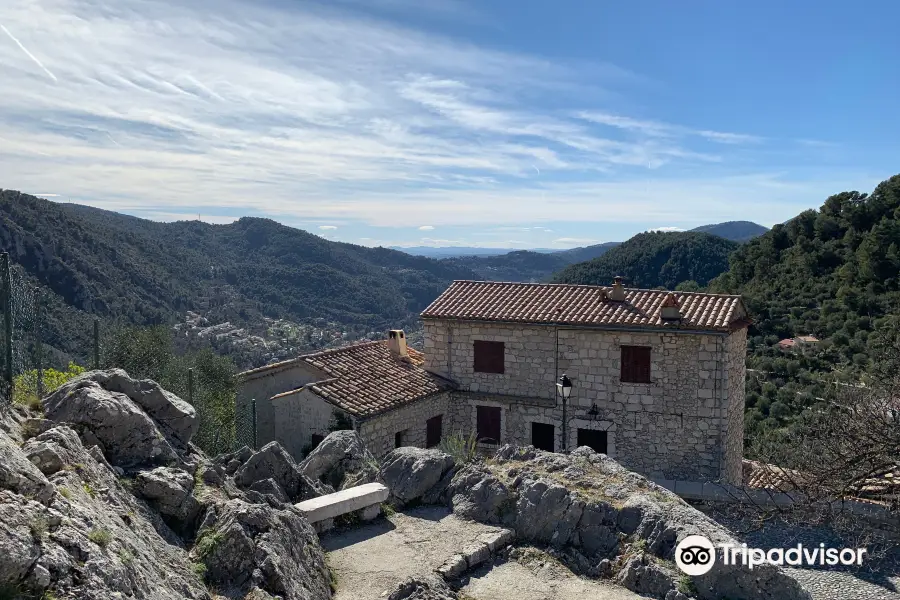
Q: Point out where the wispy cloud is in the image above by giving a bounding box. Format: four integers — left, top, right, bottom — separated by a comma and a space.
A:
418, 225, 435, 230
0, 21, 57, 82
0, 0, 863, 237
577, 111, 763, 145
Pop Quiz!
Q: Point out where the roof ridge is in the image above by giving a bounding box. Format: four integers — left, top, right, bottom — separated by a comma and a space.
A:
302, 340, 384, 359
449, 280, 740, 298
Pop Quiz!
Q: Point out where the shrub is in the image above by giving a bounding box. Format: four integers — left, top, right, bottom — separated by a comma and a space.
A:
88, 528, 112, 548
13, 362, 85, 408
438, 431, 479, 465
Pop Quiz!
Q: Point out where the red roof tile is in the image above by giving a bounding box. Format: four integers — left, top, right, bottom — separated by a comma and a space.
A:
299, 341, 453, 418
421, 281, 747, 332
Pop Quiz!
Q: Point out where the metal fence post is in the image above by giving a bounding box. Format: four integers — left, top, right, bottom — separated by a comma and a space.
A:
1, 253, 12, 403
93, 318, 100, 370
36, 291, 43, 399
251, 398, 257, 450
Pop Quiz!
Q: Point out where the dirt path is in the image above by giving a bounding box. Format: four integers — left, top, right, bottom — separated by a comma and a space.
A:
321, 506, 640, 600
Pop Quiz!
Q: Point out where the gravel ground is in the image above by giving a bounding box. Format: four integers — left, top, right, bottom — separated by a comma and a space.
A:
696, 503, 900, 600
322, 506, 639, 600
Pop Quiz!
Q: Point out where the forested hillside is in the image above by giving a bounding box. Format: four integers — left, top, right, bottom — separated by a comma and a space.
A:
441, 242, 620, 282
709, 174, 900, 441
551, 231, 738, 289
0, 190, 477, 365
690, 220, 768, 242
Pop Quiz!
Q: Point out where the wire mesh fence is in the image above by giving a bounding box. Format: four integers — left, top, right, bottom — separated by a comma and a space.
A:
0, 252, 252, 456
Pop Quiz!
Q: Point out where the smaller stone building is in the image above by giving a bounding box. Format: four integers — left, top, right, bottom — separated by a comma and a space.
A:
236, 330, 454, 459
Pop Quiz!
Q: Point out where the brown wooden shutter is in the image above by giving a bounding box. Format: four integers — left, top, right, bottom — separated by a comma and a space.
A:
474, 341, 505, 374
476, 406, 502, 443
621, 346, 651, 383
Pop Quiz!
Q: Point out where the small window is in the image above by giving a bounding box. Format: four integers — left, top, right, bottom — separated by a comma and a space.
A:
473, 340, 505, 374
577, 428, 608, 454
620, 345, 651, 383
395, 430, 405, 448
310, 434, 325, 450
426, 414, 443, 448
531, 422, 555, 452
476, 405, 502, 444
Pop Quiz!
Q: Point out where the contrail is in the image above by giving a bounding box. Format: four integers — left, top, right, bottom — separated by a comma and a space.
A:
0, 22, 58, 82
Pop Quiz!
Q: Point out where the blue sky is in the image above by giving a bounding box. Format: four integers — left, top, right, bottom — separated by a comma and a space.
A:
0, 0, 896, 249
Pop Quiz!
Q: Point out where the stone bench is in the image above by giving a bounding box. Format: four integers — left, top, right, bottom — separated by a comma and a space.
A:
295, 482, 389, 533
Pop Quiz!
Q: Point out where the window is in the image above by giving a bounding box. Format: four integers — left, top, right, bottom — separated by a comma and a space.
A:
531, 422, 555, 452
620, 345, 651, 383
476, 405, 502, 444
395, 430, 406, 448
577, 428, 608, 454
310, 434, 325, 450
473, 340, 505, 374
426, 415, 443, 448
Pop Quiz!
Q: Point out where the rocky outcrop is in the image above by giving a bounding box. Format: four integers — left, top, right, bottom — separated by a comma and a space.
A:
234, 441, 323, 501
387, 575, 458, 600
380, 447, 455, 506
415, 445, 813, 600
299, 430, 379, 490
0, 369, 332, 600
190, 499, 331, 600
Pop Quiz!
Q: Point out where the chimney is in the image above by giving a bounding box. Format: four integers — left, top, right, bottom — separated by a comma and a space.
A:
660, 292, 681, 321
388, 329, 409, 359
609, 276, 626, 302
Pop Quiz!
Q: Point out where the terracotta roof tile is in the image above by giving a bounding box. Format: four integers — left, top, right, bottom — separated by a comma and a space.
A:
421, 281, 747, 332
299, 341, 453, 418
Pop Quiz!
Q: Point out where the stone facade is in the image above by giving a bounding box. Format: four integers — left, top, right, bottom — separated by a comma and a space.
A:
269, 388, 345, 460
236, 360, 328, 453
356, 393, 451, 457
423, 319, 747, 484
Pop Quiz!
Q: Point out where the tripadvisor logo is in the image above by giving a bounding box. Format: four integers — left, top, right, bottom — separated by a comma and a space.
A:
675, 535, 868, 575
675, 535, 716, 575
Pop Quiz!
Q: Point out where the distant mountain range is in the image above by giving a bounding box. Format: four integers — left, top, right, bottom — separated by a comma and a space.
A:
389, 222, 767, 283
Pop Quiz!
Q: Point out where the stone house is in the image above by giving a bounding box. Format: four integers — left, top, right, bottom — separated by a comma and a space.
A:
237, 278, 750, 484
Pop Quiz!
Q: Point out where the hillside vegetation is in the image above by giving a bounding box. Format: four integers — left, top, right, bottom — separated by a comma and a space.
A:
709, 174, 900, 440
690, 220, 769, 242
551, 231, 739, 289
0, 190, 476, 365
441, 242, 620, 283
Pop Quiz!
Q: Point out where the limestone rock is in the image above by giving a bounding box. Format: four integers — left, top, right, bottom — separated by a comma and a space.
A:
22, 426, 85, 477
379, 447, 455, 505
387, 575, 458, 600
191, 499, 331, 600
135, 466, 203, 532
249, 477, 290, 504
0, 429, 55, 505
515, 479, 583, 546
446, 466, 512, 524
234, 441, 321, 501
42, 378, 179, 468
615, 554, 677, 598
299, 430, 379, 490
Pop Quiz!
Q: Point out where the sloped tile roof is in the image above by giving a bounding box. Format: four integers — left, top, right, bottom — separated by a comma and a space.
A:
300, 341, 453, 418
421, 281, 748, 332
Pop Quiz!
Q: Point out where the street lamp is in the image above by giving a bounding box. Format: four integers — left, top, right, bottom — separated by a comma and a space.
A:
557, 374, 573, 451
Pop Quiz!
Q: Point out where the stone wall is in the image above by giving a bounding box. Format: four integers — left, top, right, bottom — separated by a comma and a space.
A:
357, 392, 452, 457
236, 361, 327, 450
722, 327, 748, 485
424, 319, 748, 482
269, 388, 344, 460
